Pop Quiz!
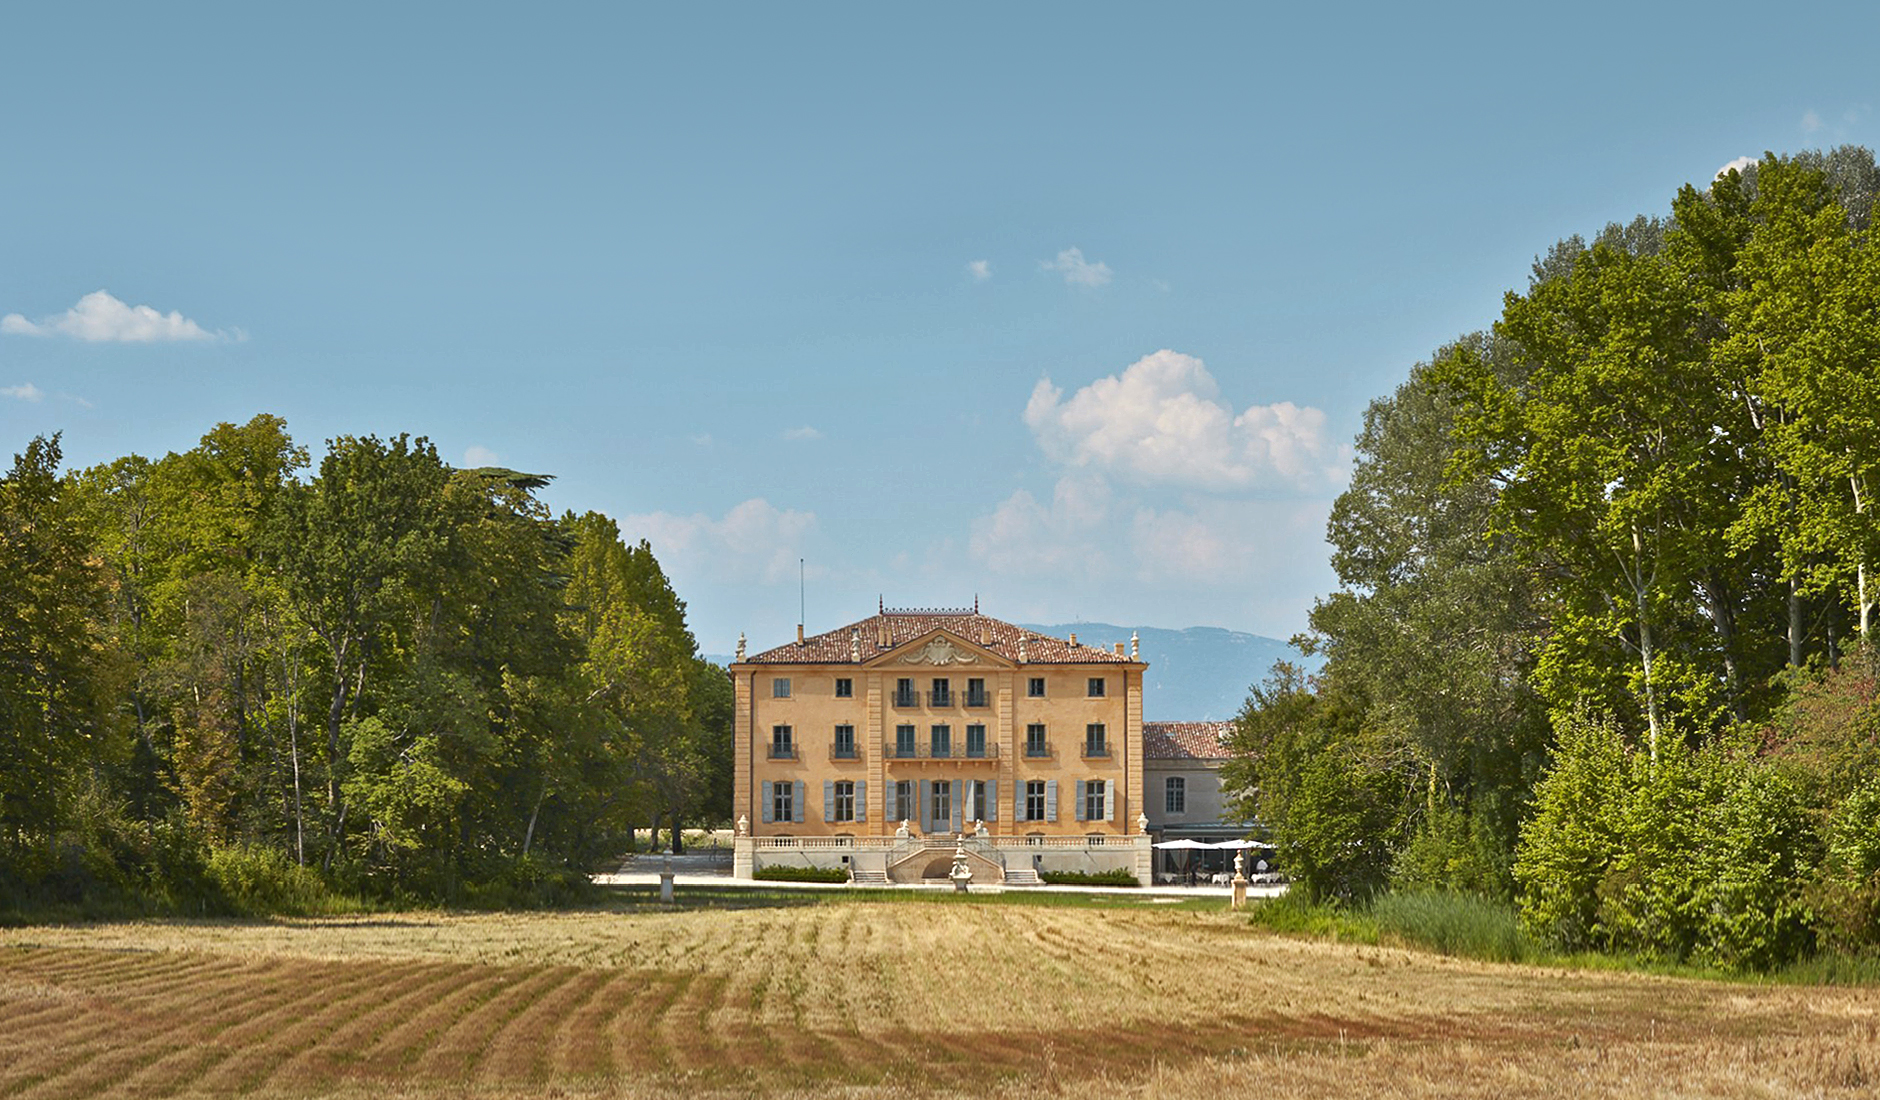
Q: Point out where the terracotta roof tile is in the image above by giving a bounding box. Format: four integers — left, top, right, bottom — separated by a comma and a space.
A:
738, 612, 1141, 666
1144, 721, 1235, 760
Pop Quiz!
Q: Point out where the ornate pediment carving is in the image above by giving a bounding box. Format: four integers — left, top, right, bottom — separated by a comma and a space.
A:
899, 637, 978, 665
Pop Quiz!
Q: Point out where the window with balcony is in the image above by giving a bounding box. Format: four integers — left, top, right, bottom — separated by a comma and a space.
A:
930, 677, 951, 707
1025, 780, 1046, 822
1025, 723, 1048, 758
894, 678, 917, 707
965, 723, 987, 758
1028, 676, 1045, 698
965, 677, 988, 707
833, 780, 855, 823
772, 678, 791, 698
895, 724, 916, 758
833, 724, 856, 759
930, 723, 952, 758
1084, 723, 1108, 757
1086, 677, 1105, 698
769, 725, 794, 759
834, 677, 853, 698
1166, 776, 1186, 815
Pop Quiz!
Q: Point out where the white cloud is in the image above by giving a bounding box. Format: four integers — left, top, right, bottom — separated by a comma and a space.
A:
1715, 155, 1756, 180
2, 383, 44, 402
1, 290, 240, 343
690, 433, 714, 447
462, 445, 499, 466
967, 259, 992, 281
782, 426, 822, 442
1039, 247, 1112, 288
1803, 109, 1823, 133
624, 498, 816, 584
1023, 349, 1343, 491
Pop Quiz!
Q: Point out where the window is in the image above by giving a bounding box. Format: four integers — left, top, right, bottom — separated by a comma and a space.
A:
895, 678, 917, 707
895, 724, 916, 758
895, 780, 915, 823
772, 678, 791, 698
1028, 676, 1045, 698
773, 782, 793, 822
966, 677, 987, 707
1025, 780, 1046, 822
833, 724, 856, 758
1084, 723, 1108, 757
1165, 776, 1186, 815
1086, 677, 1105, 698
965, 723, 987, 758
1025, 723, 1048, 758
834, 677, 853, 698
930, 723, 952, 758
931, 780, 951, 825
967, 780, 988, 822
769, 725, 794, 759
834, 780, 855, 822
1084, 779, 1106, 822
930, 677, 951, 707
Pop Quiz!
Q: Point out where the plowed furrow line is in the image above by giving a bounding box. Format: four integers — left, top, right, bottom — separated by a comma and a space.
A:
0, 947, 161, 986
657, 971, 728, 1071
0, 997, 90, 1040
104, 958, 390, 1099
549, 968, 641, 1079
615, 970, 689, 1074
342, 968, 513, 1079
240, 961, 468, 1094
11, 1022, 185, 1100
108, 954, 256, 1008
410, 966, 572, 1082
482, 966, 606, 1081
185, 958, 419, 1095
1, 996, 173, 1099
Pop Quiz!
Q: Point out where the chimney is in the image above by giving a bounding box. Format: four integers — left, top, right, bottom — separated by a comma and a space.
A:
1068, 632, 1078, 647
1130, 631, 1139, 660
877, 618, 890, 648
796, 623, 805, 645
1113, 642, 1125, 656
979, 622, 990, 646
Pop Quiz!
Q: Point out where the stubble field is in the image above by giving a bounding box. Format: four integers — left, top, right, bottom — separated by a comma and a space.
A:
1, 891, 1875, 1099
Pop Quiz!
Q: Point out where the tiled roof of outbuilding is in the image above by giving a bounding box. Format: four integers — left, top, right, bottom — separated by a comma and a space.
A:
1144, 721, 1235, 760
739, 612, 1140, 666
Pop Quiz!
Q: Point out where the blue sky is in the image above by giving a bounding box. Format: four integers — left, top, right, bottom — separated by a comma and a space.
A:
4, 3, 1875, 654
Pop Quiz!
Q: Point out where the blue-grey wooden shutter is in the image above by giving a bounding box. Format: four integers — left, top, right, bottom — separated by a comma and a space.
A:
1102, 780, 1113, 820
1074, 780, 1087, 821
1013, 782, 1025, 823
1045, 780, 1057, 822
986, 780, 997, 822
856, 781, 867, 822
884, 780, 898, 823
951, 780, 963, 831
792, 780, 805, 824
824, 780, 834, 823
920, 780, 931, 833
761, 781, 774, 824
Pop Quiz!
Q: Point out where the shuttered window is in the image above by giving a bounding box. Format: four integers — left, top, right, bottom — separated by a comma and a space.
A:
1025, 780, 1046, 822
833, 780, 856, 822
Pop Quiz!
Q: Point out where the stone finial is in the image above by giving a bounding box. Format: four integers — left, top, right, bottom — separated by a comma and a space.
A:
1130, 631, 1139, 660
1136, 811, 1149, 835
735, 633, 746, 662
851, 628, 861, 662
736, 814, 749, 837
1017, 634, 1029, 663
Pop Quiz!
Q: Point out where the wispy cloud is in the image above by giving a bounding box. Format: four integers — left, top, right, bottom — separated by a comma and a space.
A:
624, 498, 817, 584
1039, 247, 1112, 288
462, 445, 499, 467
1715, 155, 1756, 180
1, 290, 242, 343
2, 382, 44, 402
782, 426, 822, 442
967, 259, 992, 281
690, 433, 714, 447
1802, 109, 1824, 133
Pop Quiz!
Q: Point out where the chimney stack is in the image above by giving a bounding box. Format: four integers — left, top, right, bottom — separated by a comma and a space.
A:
1113, 642, 1125, 656
1068, 632, 1078, 646
796, 623, 805, 645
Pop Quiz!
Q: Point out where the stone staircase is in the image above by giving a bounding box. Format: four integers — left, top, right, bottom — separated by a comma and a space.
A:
1001, 867, 1042, 887
849, 868, 889, 887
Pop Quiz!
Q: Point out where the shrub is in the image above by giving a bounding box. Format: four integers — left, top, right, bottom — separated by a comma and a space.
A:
205, 846, 353, 916
1372, 891, 1530, 962
1038, 869, 1139, 887
1515, 713, 1629, 950
753, 865, 850, 883
1245, 889, 1377, 941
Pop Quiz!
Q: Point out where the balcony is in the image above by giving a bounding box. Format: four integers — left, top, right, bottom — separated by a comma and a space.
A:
893, 689, 919, 708
1024, 741, 1054, 759
1081, 742, 1110, 759
829, 744, 861, 762
964, 691, 990, 708
884, 740, 1000, 762
768, 744, 798, 760
928, 689, 953, 708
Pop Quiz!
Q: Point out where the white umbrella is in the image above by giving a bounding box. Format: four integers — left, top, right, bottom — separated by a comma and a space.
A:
1152, 838, 1213, 849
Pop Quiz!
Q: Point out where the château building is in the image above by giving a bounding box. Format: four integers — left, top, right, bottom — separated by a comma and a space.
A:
727, 603, 1155, 884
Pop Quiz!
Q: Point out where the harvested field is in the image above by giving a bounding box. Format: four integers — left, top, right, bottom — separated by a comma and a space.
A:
1, 893, 1876, 1098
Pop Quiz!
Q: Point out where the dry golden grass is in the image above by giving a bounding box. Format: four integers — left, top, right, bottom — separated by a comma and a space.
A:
2, 899, 1876, 1098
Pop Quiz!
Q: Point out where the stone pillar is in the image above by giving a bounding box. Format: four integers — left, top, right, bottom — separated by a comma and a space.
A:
1231, 848, 1249, 909
1132, 835, 1153, 887
660, 850, 676, 902
733, 834, 755, 880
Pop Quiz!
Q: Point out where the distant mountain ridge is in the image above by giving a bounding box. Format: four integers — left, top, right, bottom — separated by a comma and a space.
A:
708, 621, 1314, 722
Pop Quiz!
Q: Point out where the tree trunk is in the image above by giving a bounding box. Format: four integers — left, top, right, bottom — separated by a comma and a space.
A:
1700, 575, 1743, 722
521, 783, 547, 858
669, 807, 684, 855
1789, 577, 1805, 668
